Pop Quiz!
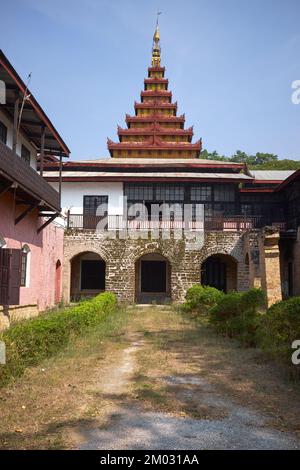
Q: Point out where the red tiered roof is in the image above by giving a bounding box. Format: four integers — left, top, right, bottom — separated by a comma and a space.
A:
107, 33, 202, 159
117, 124, 194, 142
125, 114, 186, 127
140, 90, 172, 101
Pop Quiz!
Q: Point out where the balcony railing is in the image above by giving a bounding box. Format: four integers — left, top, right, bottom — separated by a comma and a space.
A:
66, 213, 287, 232
0, 140, 60, 211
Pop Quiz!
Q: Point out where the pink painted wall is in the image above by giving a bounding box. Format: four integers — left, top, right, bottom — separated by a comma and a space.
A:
0, 193, 64, 311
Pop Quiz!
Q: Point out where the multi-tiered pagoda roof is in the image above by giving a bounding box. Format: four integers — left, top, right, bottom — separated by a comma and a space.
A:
107, 25, 202, 159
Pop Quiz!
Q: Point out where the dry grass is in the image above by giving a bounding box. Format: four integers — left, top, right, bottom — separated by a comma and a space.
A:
1, 304, 300, 449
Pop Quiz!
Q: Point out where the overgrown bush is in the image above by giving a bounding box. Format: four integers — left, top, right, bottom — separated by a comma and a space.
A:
182, 284, 224, 316
257, 296, 300, 368
0, 292, 117, 387
209, 288, 266, 346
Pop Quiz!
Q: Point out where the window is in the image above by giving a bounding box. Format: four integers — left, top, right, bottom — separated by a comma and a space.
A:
214, 184, 235, 202
0, 121, 7, 144
21, 144, 31, 164
125, 185, 154, 201
155, 185, 184, 201
83, 195, 108, 216
191, 185, 212, 201
20, 245, 30, 287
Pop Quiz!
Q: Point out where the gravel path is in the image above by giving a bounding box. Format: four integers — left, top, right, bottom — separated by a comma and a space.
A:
78, 367, 300, 450
80, 404, 300, 450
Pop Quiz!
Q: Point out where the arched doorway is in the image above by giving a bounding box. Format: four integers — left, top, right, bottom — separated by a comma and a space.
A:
55, 260, 62, 304
70, 251, 105, 301
135, 253, 171, 304
201, 254, 237, 292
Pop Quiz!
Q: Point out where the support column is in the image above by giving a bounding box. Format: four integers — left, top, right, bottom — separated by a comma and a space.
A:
260, 229, 282, 306
39, 125, 46, 176
12, 93, 20, 154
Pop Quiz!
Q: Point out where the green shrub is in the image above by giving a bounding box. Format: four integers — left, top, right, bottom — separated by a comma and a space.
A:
0, 292, 117, 387
209, 288, 266, 346
182, 284, 224, 315
257, 296, 300, 366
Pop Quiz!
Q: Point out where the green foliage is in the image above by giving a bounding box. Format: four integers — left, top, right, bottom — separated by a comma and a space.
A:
0, 292, 117, 387
209, 288, 266, 346
182, 284, 224, 315
257, 297, 300, 365
200, 148, 300, 170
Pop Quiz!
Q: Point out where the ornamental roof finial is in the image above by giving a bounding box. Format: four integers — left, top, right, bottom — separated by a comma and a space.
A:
152, 11, 162, 66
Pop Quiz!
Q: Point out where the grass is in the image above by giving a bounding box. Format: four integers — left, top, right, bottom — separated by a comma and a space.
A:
1, 304, 300, 449
0, 305, 130, 449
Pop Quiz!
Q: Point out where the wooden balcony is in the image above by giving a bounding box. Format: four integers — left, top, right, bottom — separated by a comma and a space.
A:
0, 140, 60, 211
66, 213, 287, 232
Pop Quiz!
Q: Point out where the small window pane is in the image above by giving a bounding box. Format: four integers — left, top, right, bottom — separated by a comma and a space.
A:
214, 184, 235, 202
155, 185, 184, 201
191, 186, 212, 201
20, 252, 27, 287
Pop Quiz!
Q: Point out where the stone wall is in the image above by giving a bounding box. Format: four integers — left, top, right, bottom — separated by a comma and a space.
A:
63, 230, 249, 303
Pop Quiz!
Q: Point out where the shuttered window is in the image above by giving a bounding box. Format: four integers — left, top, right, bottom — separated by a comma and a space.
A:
0, 248, 21, 305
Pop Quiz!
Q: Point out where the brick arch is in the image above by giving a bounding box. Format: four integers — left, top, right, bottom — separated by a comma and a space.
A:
63, 243, 110, 304
199, 246, 241, 264
132, 247, 173, 265
66, 243, 110, 264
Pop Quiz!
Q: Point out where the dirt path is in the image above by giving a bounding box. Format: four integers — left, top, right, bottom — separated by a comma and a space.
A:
1, 305, 300, 449
76, 306, 300, 450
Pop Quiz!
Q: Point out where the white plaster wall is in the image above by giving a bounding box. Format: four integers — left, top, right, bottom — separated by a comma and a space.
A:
50, 181, 124, 216
0, 109, 37, 169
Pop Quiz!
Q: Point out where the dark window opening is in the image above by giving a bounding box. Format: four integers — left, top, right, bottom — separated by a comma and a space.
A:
83, 195, 108, 229
0, 121, 7, 144
81, 260, 105, 290
21, 144, 31, 164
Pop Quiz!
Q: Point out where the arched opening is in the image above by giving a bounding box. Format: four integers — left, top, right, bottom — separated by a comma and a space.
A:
135, 253, 171, 304
201, 254, 237, 293
70, 251, 106, 301
55, 260, 62, 304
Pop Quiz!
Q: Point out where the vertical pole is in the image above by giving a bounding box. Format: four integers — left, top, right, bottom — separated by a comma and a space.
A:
39, 125, 46, 176
58, 150, 63, 206
12, 94, 20, 154
67, 209, 70, 229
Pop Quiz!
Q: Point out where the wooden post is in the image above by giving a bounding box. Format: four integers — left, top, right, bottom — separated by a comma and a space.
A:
39, 125, 46, 176
58, 151, 63, 205
12, 94, 20, 154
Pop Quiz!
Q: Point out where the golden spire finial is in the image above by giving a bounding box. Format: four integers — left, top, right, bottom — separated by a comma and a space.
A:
151, 11, 162, 66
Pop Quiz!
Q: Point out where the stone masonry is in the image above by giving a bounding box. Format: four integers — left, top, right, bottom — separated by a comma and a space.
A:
63, 230, 251, 304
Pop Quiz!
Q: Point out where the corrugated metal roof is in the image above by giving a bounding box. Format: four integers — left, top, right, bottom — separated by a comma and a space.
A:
44, 171, 252, 180
66, 158, 243, 166
250, 170, 295, 181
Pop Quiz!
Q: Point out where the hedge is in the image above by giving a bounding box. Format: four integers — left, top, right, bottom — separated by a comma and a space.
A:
209, 288, 266, 346
181, 284, 224, 316
0, 292, 117, 387
257, 296, 300, 367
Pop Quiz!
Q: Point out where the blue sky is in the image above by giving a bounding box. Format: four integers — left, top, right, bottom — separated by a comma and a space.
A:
1, 0, 300, 160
